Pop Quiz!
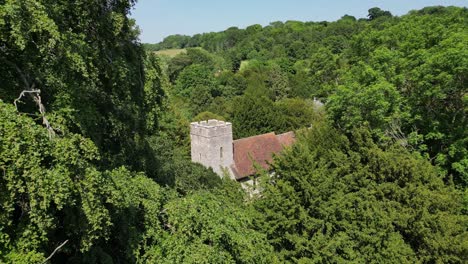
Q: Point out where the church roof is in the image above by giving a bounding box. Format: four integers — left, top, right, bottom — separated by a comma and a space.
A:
231, 131, 296, 180
276, 131, 296, 147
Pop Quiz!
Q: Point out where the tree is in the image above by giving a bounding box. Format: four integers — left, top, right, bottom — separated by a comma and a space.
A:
267, 63, 291, 100
255, 123, 468, 262
193, 111, 226, 122
216, 71, 247, 97
0, 0, 165, 173
230, 92, 286, 138
191, 85, 214, 115
368, 7, 393, 20
276, 98, 322, 129
327, 72, 403, 139
168, 52, 193, 82
157, 34, 191, 50
141, 189, 276, 263
174, 64, 216, 97
0, 101, 166, 263
341, 6, 468, 186
403, 32, 468, 186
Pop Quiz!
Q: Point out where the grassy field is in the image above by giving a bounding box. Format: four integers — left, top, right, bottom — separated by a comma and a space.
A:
154, 48, 186, 57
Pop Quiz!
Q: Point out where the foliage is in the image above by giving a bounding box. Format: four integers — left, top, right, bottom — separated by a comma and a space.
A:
175, 64, 216, 97
0, 0, 165, 174
2, 3, 468, 263
276, 98, 323, 129
230, 93, 285, 138
141, 189, 275, 263
255, 123, 468, 262
0, 101, 166, 263
327, 6, 468, 186
193, 111, 226, 122
367, 7, 393, 20
144, 34, 192, 51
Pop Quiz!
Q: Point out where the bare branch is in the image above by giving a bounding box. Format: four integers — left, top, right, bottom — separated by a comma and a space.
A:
14, 88, 56, 139
385, 119, 410, 149
13, 88, 40, 110
41, 240, 68, 264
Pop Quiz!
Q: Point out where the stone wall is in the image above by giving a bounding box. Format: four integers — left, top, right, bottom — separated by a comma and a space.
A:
190, 119, 234, 178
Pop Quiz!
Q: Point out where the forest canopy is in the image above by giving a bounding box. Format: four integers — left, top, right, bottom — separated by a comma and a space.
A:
0, 2, 467, 263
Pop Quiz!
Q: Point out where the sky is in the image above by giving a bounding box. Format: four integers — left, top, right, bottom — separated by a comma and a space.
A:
130, 0, 468, 43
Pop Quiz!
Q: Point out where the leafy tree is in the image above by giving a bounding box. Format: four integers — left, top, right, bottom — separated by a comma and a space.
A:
142, 189, 275, 263
368, 7, 393, 20
191, 85, 215, 115
186, 48, 219, 70
276, 98, 322, 129
403, 32, 468, 185
287, 41, 307, 59
193, 111, 226, 122
230, 93, 285, 138
327, 72, 404, 138
256, 123, 468, 262
168, 52, 193, 82
216, 71, 247, 97
0, 101, 166, 263
154, 34, 192, 50
174, 64, 216, 97
267, 63, 291, 100
334, 6, 468, 186
0, 0, 164, 173
3, 3, 467, 263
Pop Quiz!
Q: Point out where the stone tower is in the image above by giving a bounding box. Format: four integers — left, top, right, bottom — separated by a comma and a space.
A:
190, 120, 234, 178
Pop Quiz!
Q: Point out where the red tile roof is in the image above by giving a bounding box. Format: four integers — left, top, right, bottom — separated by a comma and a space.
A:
232, 131, 296, 180
276, 131, 296, 147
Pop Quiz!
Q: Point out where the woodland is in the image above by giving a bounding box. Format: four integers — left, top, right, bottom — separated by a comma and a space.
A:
0, 1, 467, 263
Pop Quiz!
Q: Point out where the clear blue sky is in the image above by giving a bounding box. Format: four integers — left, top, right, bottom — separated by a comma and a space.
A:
131, 0, 467, 43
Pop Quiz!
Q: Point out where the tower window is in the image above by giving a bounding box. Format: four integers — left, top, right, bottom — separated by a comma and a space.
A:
220, 147, 223, 159
199, 153, 202, 161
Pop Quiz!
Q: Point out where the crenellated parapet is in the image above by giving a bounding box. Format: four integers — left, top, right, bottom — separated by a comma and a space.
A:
190, 119, 232, 138
190, 119, 235, 179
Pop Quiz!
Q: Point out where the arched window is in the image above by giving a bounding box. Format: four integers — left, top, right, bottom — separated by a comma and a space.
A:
220, 147, 223, 159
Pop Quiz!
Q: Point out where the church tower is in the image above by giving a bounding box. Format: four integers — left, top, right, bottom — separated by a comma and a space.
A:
190, 120, 234, 178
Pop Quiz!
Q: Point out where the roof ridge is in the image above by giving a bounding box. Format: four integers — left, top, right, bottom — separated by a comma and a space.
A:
233, 132, 276, 143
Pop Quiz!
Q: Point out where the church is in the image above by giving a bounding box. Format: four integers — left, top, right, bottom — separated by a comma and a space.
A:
190, 119, 295, 184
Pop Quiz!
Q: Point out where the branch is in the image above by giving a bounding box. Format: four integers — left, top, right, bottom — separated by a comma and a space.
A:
385, 119, 409, 148
14, 88, 56, 138
41, 240, 68, 264
1, 58, 31, 90
13, 87, 40, 110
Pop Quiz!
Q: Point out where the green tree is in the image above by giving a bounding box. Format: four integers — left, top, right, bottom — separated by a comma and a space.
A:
175, 64, 216, 97
193, 111, 226, 122
368, 7, 393, 20
0, 0, 165, 173
168, 52, 193, 82
230, 93, 285, 138
267, 63, 291, 100
327, 71, 404, 138
276, 98, 322, 129
339, 6, 468, 186
216, 71, 247, 97
191, 85, 214, 115
0, 101, 166, 263
256, 123, 468, 262
142, 189, 275, 263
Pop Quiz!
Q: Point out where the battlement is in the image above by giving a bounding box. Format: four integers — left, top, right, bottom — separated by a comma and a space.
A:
190, 119, 232, 138
190, 119, 235, 179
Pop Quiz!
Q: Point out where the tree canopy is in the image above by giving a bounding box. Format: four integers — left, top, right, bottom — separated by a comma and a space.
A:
1, 2, 467, 263
255, 123, 467, 262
